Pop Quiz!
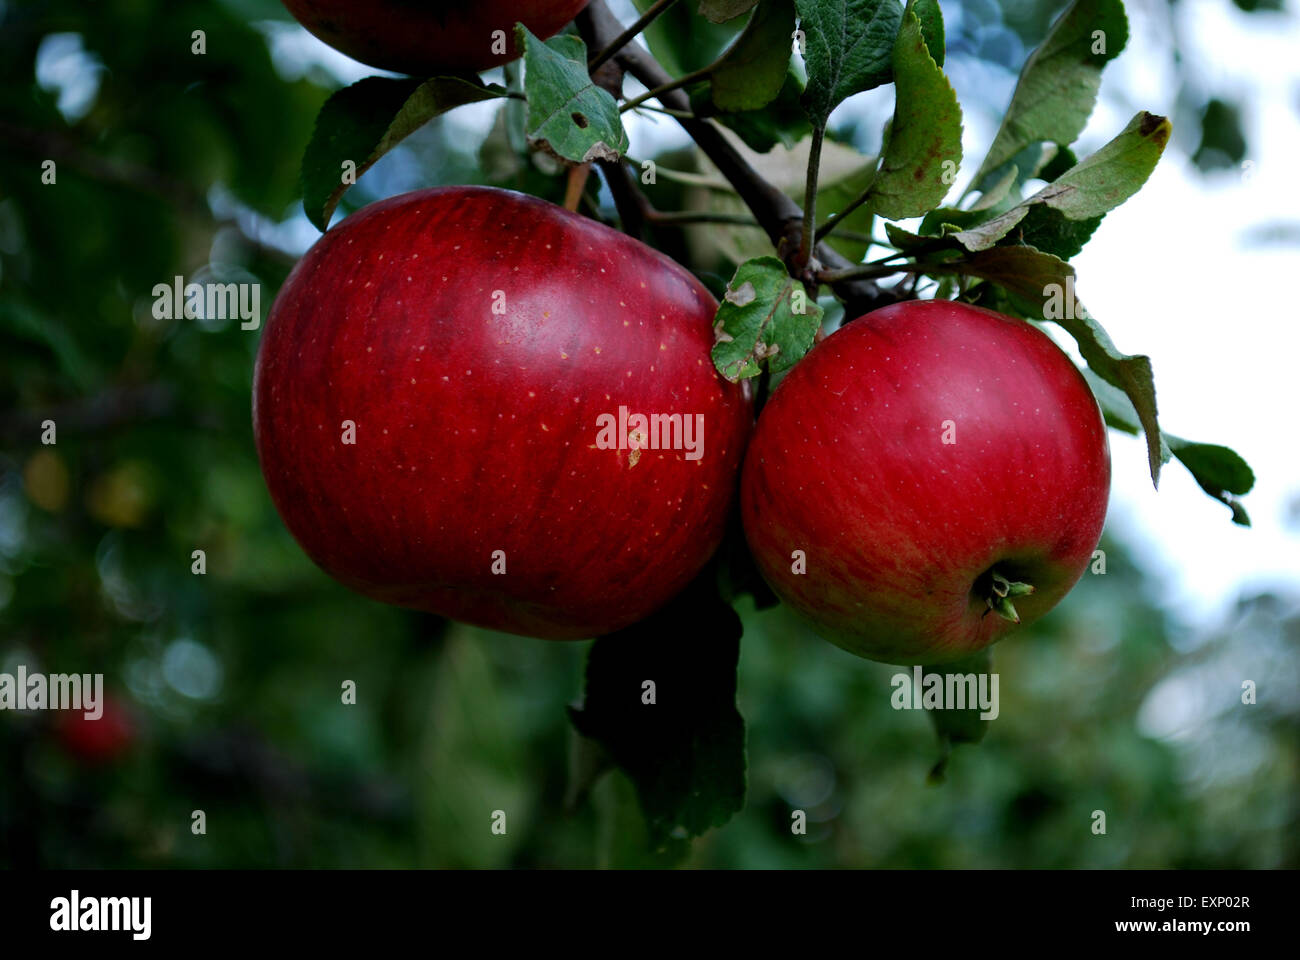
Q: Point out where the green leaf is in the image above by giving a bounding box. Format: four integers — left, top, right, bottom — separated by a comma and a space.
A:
699, 0, 762, 22
884, 221, 933, 251
710, 0, 796, 113
796, 0, 903, 126
711, 257, 824, 381
1015, 205, 1104, 260
862, 0, 962, 221
972, 0, 1129, 186
954, 245, 1165, 486
1192, 98, 1248, 173
567, 580, 746, 851
1035, 144, 1079, 182
701, 67, 812, 152
519, 27, 629, 164
913, 0, 945, 67
1081, 371, 1255, 526
1165, 438, 1255, 526
922, 648, 993, 783
955, 112, 1171, 251
300, 75, 503, 231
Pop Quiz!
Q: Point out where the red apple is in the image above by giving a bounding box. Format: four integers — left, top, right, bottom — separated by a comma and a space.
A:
56, 695, 135, 765
254, 186, 752, 639
741, 300, 1110, 665
280, 0, 591, 75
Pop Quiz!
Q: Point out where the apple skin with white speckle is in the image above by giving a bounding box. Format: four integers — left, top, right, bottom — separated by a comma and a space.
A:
254, 186, 752, 639
740, 299, 1110, 665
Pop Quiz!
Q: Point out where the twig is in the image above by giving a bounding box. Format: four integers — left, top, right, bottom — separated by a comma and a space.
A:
798, 125, 825, 271
597, 160, 648, 238
817, 263, 930, 284
623, 102, 698, 120
620, 61, 715, 114
815, 169, 877, 243
577, 1, 898, 318
587, 0, 680, 72
565, 163, 592, 212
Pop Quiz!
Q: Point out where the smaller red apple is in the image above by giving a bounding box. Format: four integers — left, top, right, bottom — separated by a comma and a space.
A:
741, 299, 1110, 665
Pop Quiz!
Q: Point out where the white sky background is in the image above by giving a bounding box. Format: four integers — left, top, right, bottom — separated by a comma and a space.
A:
256, 0, 1300, 628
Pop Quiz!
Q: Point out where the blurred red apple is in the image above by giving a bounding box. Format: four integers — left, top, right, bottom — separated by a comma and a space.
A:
56, 695, 135, 765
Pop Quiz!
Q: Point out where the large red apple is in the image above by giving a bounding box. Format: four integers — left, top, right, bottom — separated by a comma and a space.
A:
741, 300, 1109, 664
254, 186, 751, 639
280, 0, 590, 75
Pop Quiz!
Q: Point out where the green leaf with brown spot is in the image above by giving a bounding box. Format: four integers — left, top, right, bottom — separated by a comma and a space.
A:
711, 257, 824, 381
954, 112, 1171, 251
862, 0, 962, 221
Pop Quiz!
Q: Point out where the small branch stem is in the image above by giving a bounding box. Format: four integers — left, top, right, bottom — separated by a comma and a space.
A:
564, 163, 591, 212
797, 125, 826, 270
815, 174, 876, 243
624, 102, 697, 119
588, 0, 680, 72
620, 62, 714, 113
817, 262, 929, 283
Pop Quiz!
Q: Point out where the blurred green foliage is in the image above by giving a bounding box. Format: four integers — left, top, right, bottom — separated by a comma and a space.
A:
1, 0, 1296, 868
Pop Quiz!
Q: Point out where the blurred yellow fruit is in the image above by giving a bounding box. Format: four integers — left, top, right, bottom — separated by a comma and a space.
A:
23, 449, 70, 513
87, 461, 154, 528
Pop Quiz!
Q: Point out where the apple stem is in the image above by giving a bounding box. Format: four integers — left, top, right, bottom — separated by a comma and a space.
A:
979, 570, 1035, 624
564, 164, 591, 213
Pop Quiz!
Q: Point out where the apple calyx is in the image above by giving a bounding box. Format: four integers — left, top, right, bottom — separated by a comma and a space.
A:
979, 570, 1035, 624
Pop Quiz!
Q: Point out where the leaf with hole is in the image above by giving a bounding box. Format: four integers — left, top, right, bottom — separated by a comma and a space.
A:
519, 27, 628, 164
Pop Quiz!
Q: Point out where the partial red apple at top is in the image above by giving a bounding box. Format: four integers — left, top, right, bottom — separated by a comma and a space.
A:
280, 0, 591, 75
741, 299, 1110, 665
254, 186, 752, 639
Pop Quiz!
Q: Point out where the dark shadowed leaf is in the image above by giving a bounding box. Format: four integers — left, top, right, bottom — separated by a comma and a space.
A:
301, 75, 504, 231
568, 580, 746, 852
710, 0, 796, 113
